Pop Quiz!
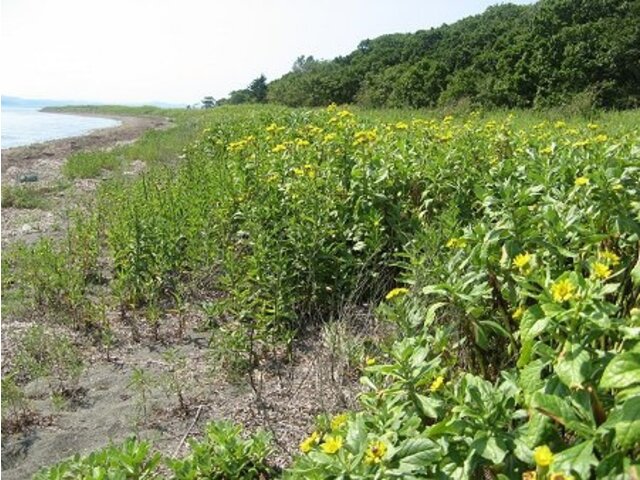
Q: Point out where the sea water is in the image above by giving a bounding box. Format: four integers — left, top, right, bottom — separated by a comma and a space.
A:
1, 107, 121, 149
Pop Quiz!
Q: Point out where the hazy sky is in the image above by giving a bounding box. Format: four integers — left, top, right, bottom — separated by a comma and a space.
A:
2, 0, 535, 105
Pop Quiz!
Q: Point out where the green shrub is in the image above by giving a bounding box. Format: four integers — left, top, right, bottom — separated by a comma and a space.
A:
33, 438, 161, 479
167, 421, 276, 479
1, 184, 48, 209
63, 150, 123, 179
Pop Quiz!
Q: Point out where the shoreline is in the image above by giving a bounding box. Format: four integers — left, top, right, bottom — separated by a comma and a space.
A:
1, 114, 170, 177
1, 113, 171, 247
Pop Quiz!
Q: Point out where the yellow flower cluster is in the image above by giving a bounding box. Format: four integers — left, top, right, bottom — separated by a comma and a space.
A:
513, 305, 526, 321
364, 439, 388, 465
446, 237, 467, 249
533, 445, 554, 467
299, 431, 320, 453
353, 129, 378, 146
266, 123, 285, 134
330, 413, 348, 430
321, 435, 343, 454
599, 250, 620, 266
227, 135, 254, 152
574, 176, 589, 186
591, 261, 612, 280
385, 287, 409, 301
550, 278, 576, 303
513, 252, 532, 273
271, 144, 287, 153
430, 375, 445, 392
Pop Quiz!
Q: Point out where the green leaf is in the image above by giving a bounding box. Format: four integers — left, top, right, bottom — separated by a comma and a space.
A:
552, 440, 597, 480
415, 393, 441, 419
614, 395, 640, 449
393, 437, 441, 473
519, 359, 545, 396
555, 343, 591, 389
600, 352, 640, 390
531, 392, 595, 437
631, 254, 640, 287
470, 434, 508, 464
345, 415, 367, 454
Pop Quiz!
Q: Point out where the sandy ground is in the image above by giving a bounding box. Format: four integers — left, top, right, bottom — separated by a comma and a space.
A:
1, 113, 362, 478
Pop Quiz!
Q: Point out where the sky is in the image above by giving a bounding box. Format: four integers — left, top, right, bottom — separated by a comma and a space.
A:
2, 0, 536, 106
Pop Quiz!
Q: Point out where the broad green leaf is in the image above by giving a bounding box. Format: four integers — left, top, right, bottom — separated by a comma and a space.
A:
519, 359, 545, 396
600, 352, 640, 390
415, 393, 441, 419
470, 434, 507, 464
552, 440, 597, 480
392, 437, 441, 473
531, 392, 595, 437
345, 415, 367, 453
614, 395, 640, 449
555, 343, 591, 389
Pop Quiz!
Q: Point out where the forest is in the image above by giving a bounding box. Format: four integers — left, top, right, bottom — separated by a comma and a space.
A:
230, 0, 640, 110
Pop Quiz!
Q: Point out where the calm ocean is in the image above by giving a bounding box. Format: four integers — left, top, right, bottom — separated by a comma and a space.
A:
1, 107, 121, 149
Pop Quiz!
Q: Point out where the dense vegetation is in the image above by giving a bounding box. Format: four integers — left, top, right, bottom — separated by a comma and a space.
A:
262, 0, 640, 110
3, 104, 639, 478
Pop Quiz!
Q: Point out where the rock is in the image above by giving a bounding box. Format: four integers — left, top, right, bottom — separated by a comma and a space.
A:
20, 224, 34, 233
19, 173, 39, 183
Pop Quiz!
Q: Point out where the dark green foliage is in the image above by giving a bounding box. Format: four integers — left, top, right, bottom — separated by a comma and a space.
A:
267, 0, 640, 109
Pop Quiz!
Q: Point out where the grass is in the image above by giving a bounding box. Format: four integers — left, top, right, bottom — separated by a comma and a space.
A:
2, 184, 49, 209
63, 150, 124, 179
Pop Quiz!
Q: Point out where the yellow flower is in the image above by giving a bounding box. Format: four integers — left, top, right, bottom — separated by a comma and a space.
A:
587, 123, 599, 130
599, 250, 620, 266
522, 471, 537, 480
271, 144, 287, 153
364, 439, 388, 465
594, 134, 608, 143
533, 445, 554, 467
541, 145, 553, 155
430, 375, 445, 392
323, 133, 337, 143
295, 138, 310, 147
353, 129, 377, 145
337, 110, 353, 118
572, 140, 590, 148
365, 356, 376, 366
513, 306, 526, 321
299, 431, 320, 453
612, 183, 624, 192
326, 103, 338, 112
330, 413, 348, 430
385, 287, 409, 301
320, 435, 343, 454
574, 176, 589, 186
446, 237, 467, 249
551, 278, 576, 303
227, 140, 248, 152
592, 262, 612, 280
554, 121, 566, 129
513, 252, 532, 272
394, 121, 409, 130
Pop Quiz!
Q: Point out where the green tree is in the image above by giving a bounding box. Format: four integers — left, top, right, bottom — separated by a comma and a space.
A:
248, 74, 268, 102
201, 96, 216, 109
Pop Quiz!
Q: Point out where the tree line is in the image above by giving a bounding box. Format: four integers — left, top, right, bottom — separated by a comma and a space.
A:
215, 0, 639, 110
